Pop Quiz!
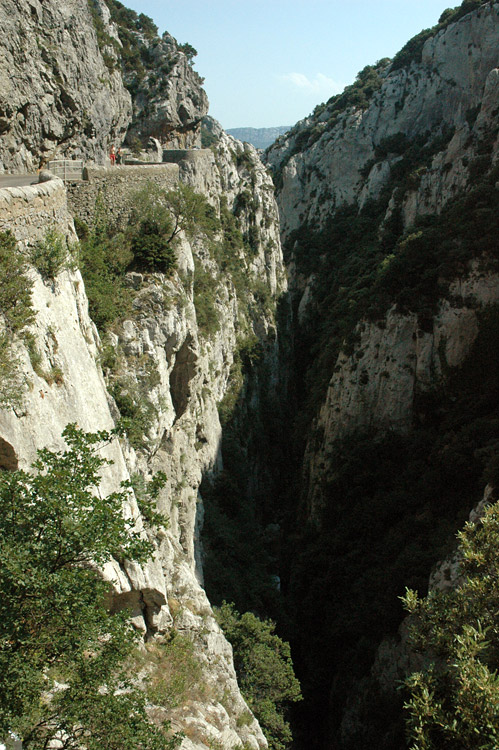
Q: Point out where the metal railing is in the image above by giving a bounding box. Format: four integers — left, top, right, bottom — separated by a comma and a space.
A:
47, 159, 84, 182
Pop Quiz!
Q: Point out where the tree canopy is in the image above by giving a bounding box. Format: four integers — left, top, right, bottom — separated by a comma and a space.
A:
216, 602, 301, 750
0, 424, 176, 750
403, 497, 499, 749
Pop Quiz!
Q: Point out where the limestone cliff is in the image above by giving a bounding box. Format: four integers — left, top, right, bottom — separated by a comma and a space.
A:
0, 0, 208, 171
267, 1, 499, 239
0, 128, 286, 747
121, 29, 208, 150
0, 0, 131, 171
266, 2, 499, 747
266, 0, 499, 510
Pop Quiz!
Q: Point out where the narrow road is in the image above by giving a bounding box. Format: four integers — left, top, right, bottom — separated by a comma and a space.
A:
0, 174, 38, 188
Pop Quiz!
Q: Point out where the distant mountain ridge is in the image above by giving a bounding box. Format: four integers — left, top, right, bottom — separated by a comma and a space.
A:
226, 126, 291, 149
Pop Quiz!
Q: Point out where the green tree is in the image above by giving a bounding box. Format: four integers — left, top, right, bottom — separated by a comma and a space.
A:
402, 499, 499, 749
216, 603, 301, 750
128, 182, 217, 273
29, 229, 72, 281
77, 194, 134, 331
0, 230, 34, 334
0, 424, 176, 750
0, 231, 35, 407
178, 43, 197, 61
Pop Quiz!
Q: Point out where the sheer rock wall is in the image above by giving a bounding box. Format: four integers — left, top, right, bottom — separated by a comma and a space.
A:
0, 128, 285, 748
0, 0, 131, 171
267, 2, 499, 512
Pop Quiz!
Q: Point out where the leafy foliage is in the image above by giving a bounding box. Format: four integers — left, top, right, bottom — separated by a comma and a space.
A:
325, 63, 385, 115
0, 425, 176, 750
178, 43, 197, 60
216, 603, 301, 750
130, 217, 176, 274
0, 231, 35, 407
0, 230, 35, 334
0, 334, 23, 409
128, 182, 216, 274
76, 203, 133, 331
402, 496, 499, 749
29, 229, 73, 280
77, 183, 218, 331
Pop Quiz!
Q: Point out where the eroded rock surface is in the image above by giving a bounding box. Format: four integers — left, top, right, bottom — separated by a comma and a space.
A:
0, 0, 131, 171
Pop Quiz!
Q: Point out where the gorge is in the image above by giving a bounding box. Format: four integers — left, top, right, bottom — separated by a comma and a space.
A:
0, 1, 498, 749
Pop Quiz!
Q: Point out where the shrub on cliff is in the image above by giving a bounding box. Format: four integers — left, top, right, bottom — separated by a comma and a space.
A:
77, 207, 133, 331
0, 424, 176, 750
216, 602, 301, 750
29, 229, 74, 280
0, 230, 34, 334
129, 217, 177, 273
78, 184, 219, 331
403, 497, 499, 749
0, 231, 35, 407
128, 182, 217, 274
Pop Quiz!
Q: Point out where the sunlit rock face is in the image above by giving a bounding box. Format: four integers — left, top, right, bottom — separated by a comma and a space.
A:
125, 32, 209, 150
0, 0, 209, 172
0, 0, 132, 171
0, 115, 286, 747
267, 3, 499, 240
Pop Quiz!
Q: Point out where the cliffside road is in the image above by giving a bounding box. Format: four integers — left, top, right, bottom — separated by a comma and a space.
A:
0, 174, 37, 188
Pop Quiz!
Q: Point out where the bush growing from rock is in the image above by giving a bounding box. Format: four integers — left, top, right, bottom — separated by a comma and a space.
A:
216, 602, 301, 750
29, 228, 72, 280
0, 424, 176, 750
403, 497, 499, 748
0, 231, 34, 334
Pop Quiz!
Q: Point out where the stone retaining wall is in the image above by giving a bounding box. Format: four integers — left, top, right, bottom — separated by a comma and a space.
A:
66, 163, 179, 229
0, 177, 75, 248
161, 148, 213, 165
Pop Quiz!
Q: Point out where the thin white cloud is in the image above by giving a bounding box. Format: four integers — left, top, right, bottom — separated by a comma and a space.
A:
279, 72, 344, 97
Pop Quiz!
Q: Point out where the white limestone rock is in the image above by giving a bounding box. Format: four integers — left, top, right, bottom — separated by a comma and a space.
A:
266, 3, 499, 242
0, 0, 132, 171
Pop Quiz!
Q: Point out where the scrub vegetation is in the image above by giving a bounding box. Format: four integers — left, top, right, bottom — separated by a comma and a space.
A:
0, 425, 176, 750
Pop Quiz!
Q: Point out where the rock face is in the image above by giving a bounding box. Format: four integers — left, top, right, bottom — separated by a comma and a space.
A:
0, 0, 131, 171
266, 1, 499, 506
304, 267, 499, 512
267, 2, 499, 239
265, 2, 499, 747
0, 0, 209, 172
124, 32, 209, 150
0, 2, 287, 745
0, 116, 286, 748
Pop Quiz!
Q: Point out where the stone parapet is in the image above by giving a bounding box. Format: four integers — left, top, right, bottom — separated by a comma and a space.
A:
0, 177, 75, 247
162, 148, 213, 165
67, 163, 179, 229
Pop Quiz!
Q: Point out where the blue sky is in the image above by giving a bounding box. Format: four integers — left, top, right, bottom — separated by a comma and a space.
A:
122, 1, 458, 129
